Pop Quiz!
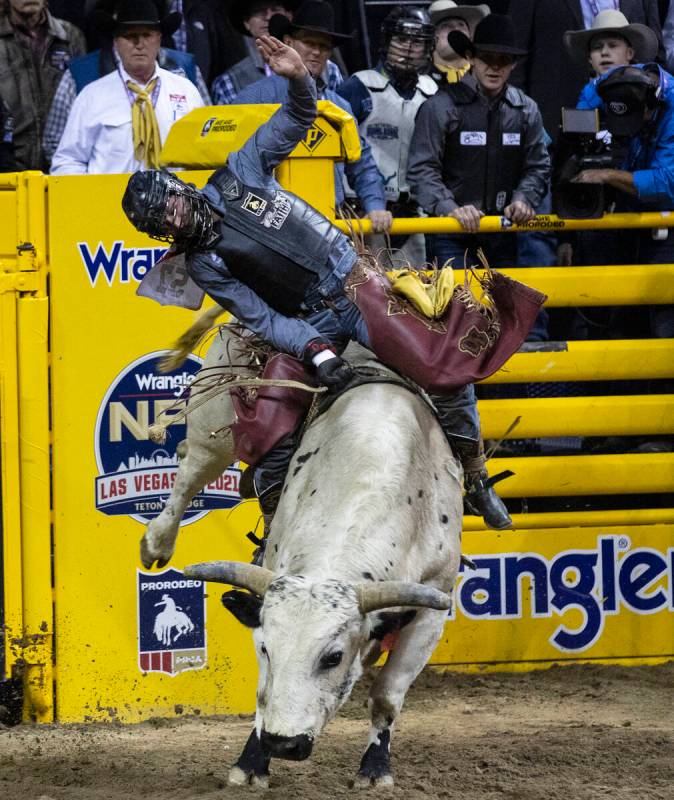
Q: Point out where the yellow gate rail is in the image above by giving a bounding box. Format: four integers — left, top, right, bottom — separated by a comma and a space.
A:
479, 394, 674, 439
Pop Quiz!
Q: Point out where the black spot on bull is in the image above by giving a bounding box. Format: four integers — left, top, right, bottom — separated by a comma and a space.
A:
357, 728, 391, 782
296, 451, 313, 464
235, 729, 271, 778
362, 571, 375, 581
260, 731, 313, 761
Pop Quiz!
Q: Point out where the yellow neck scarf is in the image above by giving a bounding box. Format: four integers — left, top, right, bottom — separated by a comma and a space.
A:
126, 77, 161, 169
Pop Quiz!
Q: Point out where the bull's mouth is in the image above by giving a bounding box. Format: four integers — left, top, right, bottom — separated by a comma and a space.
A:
260, 730, 314, 761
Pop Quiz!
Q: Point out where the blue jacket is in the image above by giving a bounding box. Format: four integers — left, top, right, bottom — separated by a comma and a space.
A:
596, 64, 674, 209
190, 73, 358, 359
576, 78, 601, 111
233, 74, 386, 213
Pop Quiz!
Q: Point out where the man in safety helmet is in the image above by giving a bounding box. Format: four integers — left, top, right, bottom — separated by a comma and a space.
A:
338, 5, 437, 267
122, 35, 532, 555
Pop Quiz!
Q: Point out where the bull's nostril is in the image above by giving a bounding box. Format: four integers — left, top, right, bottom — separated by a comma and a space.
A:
260, 730, 314, 761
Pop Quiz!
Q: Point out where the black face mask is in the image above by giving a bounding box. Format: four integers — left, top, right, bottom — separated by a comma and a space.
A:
122, 170, 215, 249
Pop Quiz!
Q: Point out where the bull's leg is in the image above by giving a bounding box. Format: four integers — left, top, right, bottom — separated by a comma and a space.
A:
228, 728, 272, 789
140, 431, 234, 569
354, 608, 448, 789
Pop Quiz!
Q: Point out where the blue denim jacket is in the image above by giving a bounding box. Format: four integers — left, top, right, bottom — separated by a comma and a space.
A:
234, 73, 386, 213
190, 72, 358, 359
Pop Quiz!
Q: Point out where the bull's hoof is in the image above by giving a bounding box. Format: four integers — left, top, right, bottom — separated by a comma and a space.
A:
351, 772, 394, 790
140, 536, 171, 570
228, 765, 269, 789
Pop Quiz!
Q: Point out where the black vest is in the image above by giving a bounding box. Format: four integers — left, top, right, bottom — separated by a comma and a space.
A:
205, 167, 344, 315
442, 81, 527, 214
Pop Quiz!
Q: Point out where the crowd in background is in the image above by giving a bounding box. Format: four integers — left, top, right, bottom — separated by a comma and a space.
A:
0, 0, 672, 460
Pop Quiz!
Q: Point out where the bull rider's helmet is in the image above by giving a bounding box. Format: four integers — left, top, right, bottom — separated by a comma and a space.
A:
121, 170, 215, 249
381, 6, 435, 77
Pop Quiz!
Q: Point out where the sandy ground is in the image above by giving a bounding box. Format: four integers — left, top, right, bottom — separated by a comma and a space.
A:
1, 662, 673, 800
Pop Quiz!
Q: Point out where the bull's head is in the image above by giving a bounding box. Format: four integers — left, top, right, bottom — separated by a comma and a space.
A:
184, 561, 451, 761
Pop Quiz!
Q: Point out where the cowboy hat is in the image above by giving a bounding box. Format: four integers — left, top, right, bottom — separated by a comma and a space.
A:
229, 0, 300, 37
563, 10, 658, 66
269, 0, 352, 42
448, 13, 527, 59
428, 0, 490, 30
94, 0, 181, 37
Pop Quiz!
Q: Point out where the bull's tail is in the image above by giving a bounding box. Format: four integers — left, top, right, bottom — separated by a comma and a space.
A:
159, 305, 227, 373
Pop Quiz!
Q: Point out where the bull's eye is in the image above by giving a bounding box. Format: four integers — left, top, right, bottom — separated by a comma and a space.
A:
320, 651, 343, 670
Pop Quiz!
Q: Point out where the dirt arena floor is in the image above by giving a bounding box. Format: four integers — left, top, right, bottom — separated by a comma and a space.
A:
1, 662, 673, 800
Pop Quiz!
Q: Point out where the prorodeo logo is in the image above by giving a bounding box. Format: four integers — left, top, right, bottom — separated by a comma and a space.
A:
78, 240, 168, 287
449, 535, 674, 653
95, 351, 242, 525
301, 124, 326, 151
137, 567, 207, 675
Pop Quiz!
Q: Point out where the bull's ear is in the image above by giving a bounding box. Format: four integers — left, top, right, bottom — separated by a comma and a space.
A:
221, 590, 262, 628
369, 609, 417, 641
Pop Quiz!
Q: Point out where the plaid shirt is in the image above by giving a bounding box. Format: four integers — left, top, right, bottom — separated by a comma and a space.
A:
43, 50, 211, 161
212, 58, 343, 105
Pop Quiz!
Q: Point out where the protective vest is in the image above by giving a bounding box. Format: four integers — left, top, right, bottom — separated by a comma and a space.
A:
353, 70, 437, 201
442, 81, 527, 214
70, 47, 198, 94
206, 166, 346, 315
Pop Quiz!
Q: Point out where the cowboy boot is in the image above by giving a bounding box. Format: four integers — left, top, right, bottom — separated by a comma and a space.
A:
448, 433, 513, 530
248, 483, 282, 566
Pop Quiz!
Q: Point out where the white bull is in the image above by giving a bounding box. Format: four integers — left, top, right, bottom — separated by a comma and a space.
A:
163, 325, 463, 788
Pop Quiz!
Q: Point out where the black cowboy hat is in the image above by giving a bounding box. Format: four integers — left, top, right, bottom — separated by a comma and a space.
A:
229, 0, 301, 37
269, 0, 352, 42
94, 0, 181, 36
448, 13, 528, 59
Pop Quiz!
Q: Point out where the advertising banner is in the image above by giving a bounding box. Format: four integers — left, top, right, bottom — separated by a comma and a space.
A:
48, 173, 259, 723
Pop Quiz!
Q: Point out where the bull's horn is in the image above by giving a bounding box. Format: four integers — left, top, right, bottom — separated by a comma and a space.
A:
356, 581, 451, 614
184, 561, 276, 597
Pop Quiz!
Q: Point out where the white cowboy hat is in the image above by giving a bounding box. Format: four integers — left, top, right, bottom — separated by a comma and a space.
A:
563, 10, 658, 65
427, 0, 490, 29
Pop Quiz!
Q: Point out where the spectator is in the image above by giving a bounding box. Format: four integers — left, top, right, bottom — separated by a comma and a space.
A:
566, 9, 659, 109
211, 0, 345, 104
407, 13, 550, 269
0, 94, 15, 170
234, 1, 391, 233
664, 0, 674, 73
556, 9, 659, 303
428, 0, 489, 85
0, 0, 85, 170
337, 5, 437, 266
509, 0, 664, 142
43, 2, 210, 166
50, 0, 202, 174
569, 63, 674, 338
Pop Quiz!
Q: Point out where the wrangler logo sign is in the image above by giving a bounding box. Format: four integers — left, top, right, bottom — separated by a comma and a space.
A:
79, 240, 167, 287
449, 535, 674, 654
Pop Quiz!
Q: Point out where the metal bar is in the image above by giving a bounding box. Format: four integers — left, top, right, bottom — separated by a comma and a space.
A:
479, 394, 674, 439
17, 296, 53, 722
483, 339, 674, 383
463, 265, 674, 305
0, 291, 23, 680
488, 453, 674, 497
334, 211, 674, 235
463, 508, 674, 531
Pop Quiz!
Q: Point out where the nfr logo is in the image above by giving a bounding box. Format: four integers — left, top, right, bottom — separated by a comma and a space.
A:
302, 124, 326, 152
137, 568, 207, 675
95, 351, 242, 525
450, 536, 674, 653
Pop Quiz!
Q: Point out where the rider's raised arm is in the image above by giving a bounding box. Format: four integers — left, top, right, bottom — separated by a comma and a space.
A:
229, 36, 317, 180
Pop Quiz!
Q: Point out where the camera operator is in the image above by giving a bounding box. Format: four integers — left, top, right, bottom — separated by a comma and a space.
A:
569, 63, 674, 339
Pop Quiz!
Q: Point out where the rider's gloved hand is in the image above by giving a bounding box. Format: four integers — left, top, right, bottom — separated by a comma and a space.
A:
304, 339, 354, 392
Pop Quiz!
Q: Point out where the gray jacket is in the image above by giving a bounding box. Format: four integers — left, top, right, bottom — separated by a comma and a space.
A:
190, 73, 358, 360
407, 73, 550, 217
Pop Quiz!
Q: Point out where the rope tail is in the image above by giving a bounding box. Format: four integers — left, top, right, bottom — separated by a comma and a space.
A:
159, 305, 227, 373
